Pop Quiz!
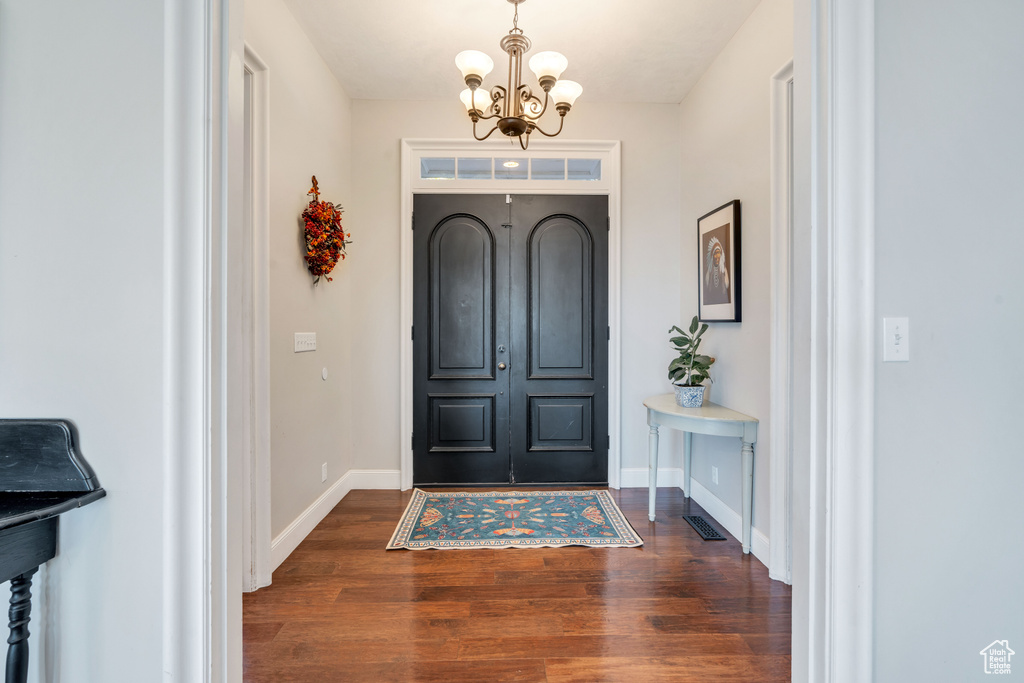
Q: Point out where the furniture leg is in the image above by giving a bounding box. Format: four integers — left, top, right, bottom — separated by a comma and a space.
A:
6, 567, 37, 683
741, 440, 754, 554
683, 431, 692, 498
648, 421, 660, 521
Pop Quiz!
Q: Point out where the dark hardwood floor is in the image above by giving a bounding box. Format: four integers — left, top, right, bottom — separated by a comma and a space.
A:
243, 487, 791, 682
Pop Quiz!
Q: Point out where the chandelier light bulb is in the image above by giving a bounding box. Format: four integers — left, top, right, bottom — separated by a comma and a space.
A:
455, 50, 494, 87
528, 51, 568, 90
550, 80, 583, 108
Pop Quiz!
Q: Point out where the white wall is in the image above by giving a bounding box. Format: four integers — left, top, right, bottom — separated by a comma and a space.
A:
245, 0, 355, 538
0, 1, 171, 680
347, 99, 683, 479
676, 0, 793, 536
874, 1, 1024, 679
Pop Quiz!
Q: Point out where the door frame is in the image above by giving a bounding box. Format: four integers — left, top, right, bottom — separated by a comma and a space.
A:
239, 45, 273, 592
793, 0, 875, 679
399, 139, 622, 490
769, 59, 795, 585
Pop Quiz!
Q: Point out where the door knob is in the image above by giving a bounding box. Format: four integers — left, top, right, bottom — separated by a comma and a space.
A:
498, 362, 507, 371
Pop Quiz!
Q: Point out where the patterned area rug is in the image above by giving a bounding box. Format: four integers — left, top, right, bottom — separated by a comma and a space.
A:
386, 489, 644, 550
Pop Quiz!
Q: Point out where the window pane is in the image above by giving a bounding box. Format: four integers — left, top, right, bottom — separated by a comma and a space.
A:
568, 158, 602, 181
531, 158, 565, 180
420, 158, 455, 180
457, 157, 492, 179
495, 157, 528, 180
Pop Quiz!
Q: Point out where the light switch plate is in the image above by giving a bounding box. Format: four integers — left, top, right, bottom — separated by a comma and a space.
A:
883, 317, 909, 362
294, 332, 316, 353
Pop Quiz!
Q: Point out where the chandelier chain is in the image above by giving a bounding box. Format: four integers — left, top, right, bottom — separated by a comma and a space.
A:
511, 1, 521, 35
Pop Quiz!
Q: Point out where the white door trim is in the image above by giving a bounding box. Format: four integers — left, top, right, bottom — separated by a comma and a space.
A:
801, 0, 876, 680
398, 139, 622, 490
162, 1, 214, 680
769, 59, 795, 586
163, 0, 243, 679
240, 45, 273, 593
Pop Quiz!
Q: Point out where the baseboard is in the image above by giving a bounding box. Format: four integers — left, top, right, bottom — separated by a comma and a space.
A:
687, 478, 770, 569
344, 468, 401, 490
619, 467, 684, 489
270, 468, 401, 570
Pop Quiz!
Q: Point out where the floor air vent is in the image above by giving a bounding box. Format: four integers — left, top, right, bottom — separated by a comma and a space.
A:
682, 515, 727, 541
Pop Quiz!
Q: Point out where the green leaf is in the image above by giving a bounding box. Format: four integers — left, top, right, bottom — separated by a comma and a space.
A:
689, 316, 699, 334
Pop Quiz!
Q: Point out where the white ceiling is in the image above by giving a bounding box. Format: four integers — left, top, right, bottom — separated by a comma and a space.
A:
282, 0, 762, 104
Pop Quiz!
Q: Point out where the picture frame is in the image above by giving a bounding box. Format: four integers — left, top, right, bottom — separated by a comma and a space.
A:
697, 200, 741, 322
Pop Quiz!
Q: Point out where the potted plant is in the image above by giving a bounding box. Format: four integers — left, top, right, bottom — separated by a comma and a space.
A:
668, 316, 715, 407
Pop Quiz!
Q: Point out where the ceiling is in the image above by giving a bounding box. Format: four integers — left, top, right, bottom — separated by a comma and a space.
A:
282, 0, 762, 104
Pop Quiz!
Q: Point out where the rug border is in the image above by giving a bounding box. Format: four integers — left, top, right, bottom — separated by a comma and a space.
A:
386, 488, 644, 550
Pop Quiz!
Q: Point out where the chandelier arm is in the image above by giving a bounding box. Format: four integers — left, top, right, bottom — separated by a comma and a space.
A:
520, 89, 549, 121
530, 114, 565, 138
519, 131, 530, 151
490, 86, 508, 119
472, 118, 502, 141
466, 87, 506, 121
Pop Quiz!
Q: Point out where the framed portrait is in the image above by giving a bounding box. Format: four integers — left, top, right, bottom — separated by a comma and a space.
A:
697, 200, 741, 322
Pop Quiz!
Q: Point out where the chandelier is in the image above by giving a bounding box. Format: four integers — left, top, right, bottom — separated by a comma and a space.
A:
455, 0, 583, 150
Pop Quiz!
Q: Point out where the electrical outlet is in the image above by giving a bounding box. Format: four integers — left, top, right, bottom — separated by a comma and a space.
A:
321, 463, 327, 483
711, 465, 719, 485
294, 332, 316, 353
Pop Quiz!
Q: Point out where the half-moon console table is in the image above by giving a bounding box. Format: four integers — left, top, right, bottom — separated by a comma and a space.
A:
0, 419, 105, 683
644, 394, 758, 553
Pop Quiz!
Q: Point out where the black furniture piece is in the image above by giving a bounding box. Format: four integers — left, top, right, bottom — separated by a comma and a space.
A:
0, 419, 105, 683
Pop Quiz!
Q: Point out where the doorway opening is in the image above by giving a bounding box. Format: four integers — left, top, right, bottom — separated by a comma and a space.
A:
412, 193, 609, 485
399, 140, 622, 489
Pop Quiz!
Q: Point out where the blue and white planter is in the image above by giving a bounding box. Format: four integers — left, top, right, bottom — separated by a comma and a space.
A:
674, 385, 706, 408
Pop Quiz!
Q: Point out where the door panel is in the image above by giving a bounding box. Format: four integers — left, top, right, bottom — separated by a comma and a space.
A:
414, 195, 509, 484
414, 193, 607, 485
510, 195, 608, 484
430, 395, 494, 452
431, 217, 493, 377
530, 216, 592, 378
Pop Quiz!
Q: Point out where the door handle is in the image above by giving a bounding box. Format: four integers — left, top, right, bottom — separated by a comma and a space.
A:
498, 362, 507, 371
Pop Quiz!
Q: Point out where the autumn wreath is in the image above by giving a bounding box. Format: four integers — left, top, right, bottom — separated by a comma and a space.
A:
302, 176, 350, 284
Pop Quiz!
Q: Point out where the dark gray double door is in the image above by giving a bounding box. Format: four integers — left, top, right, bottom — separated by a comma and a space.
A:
413, 194, 608, 485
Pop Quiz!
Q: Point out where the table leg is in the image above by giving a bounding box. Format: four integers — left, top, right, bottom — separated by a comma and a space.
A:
741, 440, 754, 554
648, 422, 660, 522
6, 567, 37, 683
683, 431, 692, 498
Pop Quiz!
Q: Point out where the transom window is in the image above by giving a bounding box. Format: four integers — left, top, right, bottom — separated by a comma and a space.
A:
420, 156, 601, 182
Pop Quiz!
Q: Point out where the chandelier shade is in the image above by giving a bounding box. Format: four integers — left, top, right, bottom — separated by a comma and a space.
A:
455, 50, 494, 87
455, 0, 581, 150
549, 79, 583, 107
528, 51, 568, 86
459, 88, 492, 113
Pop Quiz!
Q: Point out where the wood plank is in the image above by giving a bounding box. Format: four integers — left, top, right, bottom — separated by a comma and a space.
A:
544, 655, 791, 682
458, 634, 753, 660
